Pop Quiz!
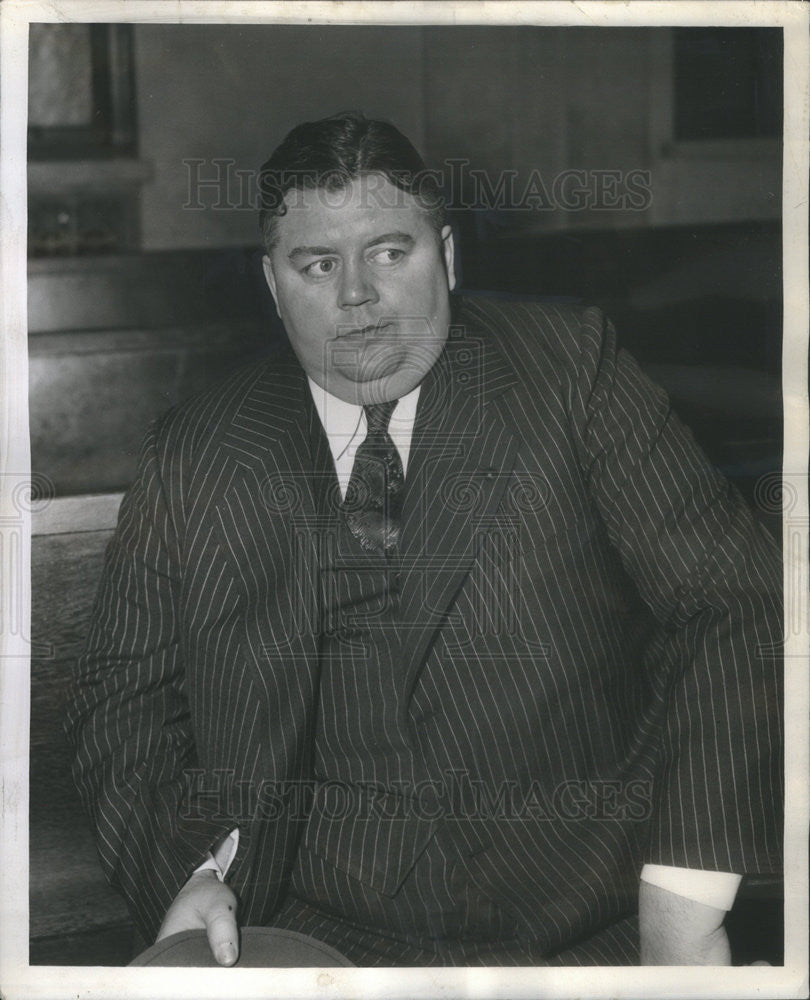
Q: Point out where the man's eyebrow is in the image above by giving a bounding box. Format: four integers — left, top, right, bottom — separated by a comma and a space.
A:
365, 232, 415, 249
288, 244, 337, 261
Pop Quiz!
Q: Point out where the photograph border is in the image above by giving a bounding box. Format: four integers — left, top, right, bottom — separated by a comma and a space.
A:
1, 2, 807, 998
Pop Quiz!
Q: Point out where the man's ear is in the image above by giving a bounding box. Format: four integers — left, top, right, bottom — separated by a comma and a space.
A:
440, 226, 456, 292
262, 254, 281, 318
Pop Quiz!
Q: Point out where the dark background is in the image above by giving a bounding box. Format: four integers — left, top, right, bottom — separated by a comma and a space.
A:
27, 24, 784, 966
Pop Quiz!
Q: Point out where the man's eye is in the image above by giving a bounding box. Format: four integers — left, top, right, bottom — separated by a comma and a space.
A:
371, 248, 405, 265
304, 259, 336, 277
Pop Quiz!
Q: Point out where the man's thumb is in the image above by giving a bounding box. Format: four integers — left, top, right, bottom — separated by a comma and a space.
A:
205, 897, 239, 966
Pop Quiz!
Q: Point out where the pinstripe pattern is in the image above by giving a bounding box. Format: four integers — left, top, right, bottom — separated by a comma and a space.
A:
66, 298, 782, 960
275, 841, 642, 966
301, 460, 435, 897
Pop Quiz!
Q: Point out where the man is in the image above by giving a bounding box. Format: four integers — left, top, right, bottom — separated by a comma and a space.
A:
66, 113, 782, 967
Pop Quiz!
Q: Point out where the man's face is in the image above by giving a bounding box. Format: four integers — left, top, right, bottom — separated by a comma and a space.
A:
262, 174, 455, 405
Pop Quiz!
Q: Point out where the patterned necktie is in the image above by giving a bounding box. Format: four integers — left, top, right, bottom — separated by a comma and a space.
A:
343, 401, 405, 553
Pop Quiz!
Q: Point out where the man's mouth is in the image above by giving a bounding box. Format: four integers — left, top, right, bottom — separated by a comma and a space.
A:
337, 322, 391, 339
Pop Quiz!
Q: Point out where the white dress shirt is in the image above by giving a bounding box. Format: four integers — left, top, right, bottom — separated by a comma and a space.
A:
195, 378, 741, 912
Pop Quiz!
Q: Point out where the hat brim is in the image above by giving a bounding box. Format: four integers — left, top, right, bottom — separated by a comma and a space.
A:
130, 926, 355, 967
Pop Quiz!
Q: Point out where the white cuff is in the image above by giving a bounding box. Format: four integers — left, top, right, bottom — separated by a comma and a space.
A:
192, 829, 239, 882
640, 864, 742, 911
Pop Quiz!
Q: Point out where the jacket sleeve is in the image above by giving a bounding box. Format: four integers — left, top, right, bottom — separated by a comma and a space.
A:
64, 417, 232, 942
569, 306, 783, 875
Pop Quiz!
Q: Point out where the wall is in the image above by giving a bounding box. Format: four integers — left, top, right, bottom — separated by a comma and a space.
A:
134, 24, 426, 250
133, 25, 779, 251
134, 25, 663, 248
422, 27, 656, 232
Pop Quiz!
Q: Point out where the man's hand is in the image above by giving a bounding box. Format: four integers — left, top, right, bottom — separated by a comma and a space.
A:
639, 879, 731, 965
156, 870, 239, 966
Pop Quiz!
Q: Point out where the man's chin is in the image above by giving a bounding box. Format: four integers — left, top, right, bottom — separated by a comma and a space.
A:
327, 361, 425, 405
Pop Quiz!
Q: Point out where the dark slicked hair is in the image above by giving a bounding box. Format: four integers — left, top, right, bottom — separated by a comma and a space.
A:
258, 111, 446, 252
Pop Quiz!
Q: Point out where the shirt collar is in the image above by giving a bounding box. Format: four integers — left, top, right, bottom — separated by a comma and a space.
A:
306, 376, 421, 472
307, 377, 421, 438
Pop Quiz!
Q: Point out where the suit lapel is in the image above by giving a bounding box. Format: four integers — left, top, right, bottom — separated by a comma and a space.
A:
398, 322, 519, 704
214, 354, 326, 696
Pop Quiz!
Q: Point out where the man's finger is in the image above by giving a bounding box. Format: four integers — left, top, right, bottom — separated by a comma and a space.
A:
205, 900, 239, 966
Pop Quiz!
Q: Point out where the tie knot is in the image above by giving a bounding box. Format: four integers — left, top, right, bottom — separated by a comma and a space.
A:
363, 401, 397, 435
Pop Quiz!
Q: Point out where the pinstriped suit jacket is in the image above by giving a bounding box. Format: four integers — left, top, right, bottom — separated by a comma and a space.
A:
67, 297, 783, 952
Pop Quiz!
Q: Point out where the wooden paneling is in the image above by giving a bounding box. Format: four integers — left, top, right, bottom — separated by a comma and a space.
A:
29, 322, 267, 494
28, 249, 270, 333
28, 248, 278, 495
30, 500, 132, 957
31, 492, 122, 536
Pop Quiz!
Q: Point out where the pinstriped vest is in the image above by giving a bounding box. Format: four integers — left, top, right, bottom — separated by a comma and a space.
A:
298, 396, 440, 898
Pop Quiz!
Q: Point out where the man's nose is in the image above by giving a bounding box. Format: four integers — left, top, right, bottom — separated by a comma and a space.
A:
337, 261, 380, 309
